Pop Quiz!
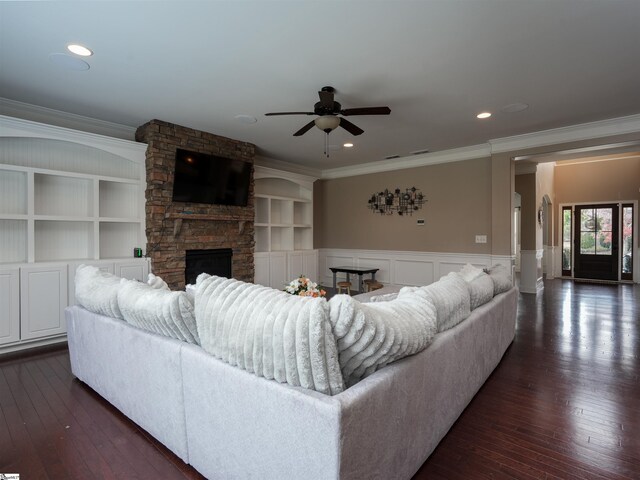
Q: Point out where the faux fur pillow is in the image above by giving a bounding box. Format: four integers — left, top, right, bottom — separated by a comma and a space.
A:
195, 275, 344, 396
74, 264, 124, 319
467, 272, 495, 310
486, 264, 513, 295
147, 273, 170, 290
117, 279, 200, 345
400, 272, 471, 332
328, 291, 437, 387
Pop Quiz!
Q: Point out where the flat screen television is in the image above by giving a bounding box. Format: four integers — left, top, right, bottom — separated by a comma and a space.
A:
172, 148, 251, 206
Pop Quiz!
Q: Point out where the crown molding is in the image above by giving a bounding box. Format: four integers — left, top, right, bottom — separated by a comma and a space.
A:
321, 143, 491, 179
0, 114, 147, 162
254, 164, 318, 186
489, 113, 640, 154
254, 155, 321, 180
0, 97, 137, 141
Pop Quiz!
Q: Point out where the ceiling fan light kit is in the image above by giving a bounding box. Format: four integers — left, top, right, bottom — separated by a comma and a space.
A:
314, 115, 340, 132
265, 86, 391, 157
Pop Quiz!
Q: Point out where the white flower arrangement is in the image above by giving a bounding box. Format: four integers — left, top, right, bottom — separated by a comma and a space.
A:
284, 275, 327, 298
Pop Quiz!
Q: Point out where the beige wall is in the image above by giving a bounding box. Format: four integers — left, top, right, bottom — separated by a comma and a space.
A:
315, 158, 493, 253
515, 173, 537, 251
491, 154, 514, 256
314, 132, 640, 258
553, 156, 640, 246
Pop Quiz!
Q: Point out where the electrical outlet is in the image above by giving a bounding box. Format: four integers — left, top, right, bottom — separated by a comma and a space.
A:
475, 235, 487, 244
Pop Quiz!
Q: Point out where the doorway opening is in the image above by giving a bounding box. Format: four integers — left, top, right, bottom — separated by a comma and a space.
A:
560, 202, 634, 282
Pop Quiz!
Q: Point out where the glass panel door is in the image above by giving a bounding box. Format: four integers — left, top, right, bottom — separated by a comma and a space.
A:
621, 204, 633, 281
562, 206, 572, 276
574, 204, 619, 281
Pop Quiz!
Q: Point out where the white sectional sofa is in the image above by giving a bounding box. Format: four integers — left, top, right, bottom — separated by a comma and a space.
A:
66, 268, 518, 480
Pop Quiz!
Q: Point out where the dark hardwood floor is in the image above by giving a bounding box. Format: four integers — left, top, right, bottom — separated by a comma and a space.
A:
1, 279, 638, 479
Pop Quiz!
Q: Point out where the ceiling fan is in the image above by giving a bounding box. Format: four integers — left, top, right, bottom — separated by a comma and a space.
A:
265, 86, 391, 137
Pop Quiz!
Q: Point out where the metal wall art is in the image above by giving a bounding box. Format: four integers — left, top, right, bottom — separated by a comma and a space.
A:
367, 187, 426, 215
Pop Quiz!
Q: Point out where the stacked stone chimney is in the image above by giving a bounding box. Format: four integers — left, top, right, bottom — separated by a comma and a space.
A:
135, 119, 255, 290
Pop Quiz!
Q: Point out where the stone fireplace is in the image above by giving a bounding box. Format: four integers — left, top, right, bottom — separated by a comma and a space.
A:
135, 119, 255, 290
185, 248, 232, 285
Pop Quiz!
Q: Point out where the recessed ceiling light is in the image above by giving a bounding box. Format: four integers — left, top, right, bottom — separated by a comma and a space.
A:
234, 114, 257, 124
477, 112, 492, 119
343, 143, 354, 148
501, 103, 529, 113
67, 44, 93, 57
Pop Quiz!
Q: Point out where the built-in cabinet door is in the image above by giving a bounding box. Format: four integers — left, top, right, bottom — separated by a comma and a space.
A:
254, 253, 270, 287
287, 251, 304, 280
0, 268, 20, 345
269, 252, 287, 289
20, 264, 68, 340
303, 251, 318, 284
115, 260, 148, 281
287, 250, 319, 284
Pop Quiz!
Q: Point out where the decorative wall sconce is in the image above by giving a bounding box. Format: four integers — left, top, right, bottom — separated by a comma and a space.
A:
367, 187, 426, 216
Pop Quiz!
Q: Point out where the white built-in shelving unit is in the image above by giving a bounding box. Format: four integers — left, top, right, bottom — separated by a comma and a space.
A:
253, 166, 318, 288
0, 115, 149, 354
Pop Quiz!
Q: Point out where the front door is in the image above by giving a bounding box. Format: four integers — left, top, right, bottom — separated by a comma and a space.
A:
574, 204, 619, 280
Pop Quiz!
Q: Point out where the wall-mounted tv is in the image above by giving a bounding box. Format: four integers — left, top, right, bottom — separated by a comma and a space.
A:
172, 148, 251, 206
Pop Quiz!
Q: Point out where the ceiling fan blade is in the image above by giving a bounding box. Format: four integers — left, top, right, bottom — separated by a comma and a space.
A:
318, 89, 334, 109
265, 112, 314, 116
341, 106, 391, 116
293, 120, 316, 136
339, 118, 364, 136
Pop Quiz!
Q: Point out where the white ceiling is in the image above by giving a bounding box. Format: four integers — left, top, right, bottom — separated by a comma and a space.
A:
1, 1, 640, 171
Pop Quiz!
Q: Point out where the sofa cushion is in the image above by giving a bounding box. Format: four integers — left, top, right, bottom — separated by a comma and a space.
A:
400, 272, 471, 332
195, 275, 344, 396
486, 264, 513, 295
328, 291, 437, 387
117, 279, 200, 345
467, 272, 495, 310
74, 264, 124, 319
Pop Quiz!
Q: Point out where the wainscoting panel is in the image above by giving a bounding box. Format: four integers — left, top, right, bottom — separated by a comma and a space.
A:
357, 257, 392, 284
318, 249, 515, 291
394, 259, 434, 286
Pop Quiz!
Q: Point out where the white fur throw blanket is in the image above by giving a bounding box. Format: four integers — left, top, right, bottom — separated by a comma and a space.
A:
75, 264, 124, 319
486, 264, 513, 295
328, 292, 437, 387
400, 272, 471, 333
195, 275, 344, 395
118, 279, 200, 345
467, 272, 495, 310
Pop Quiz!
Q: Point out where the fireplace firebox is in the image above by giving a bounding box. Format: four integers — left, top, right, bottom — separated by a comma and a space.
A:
185, 248, 232, 285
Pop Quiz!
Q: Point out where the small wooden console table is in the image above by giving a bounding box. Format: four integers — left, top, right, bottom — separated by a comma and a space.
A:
329, 266, 379, 293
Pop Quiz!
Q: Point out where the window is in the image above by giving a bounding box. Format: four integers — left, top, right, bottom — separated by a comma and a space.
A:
562, 206, 572, 275
622, 204, 633, 280
580, 207, 613, 256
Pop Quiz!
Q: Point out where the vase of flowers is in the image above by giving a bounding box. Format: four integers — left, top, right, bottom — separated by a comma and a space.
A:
284, 275, 326, 298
